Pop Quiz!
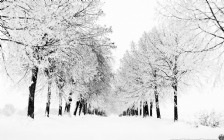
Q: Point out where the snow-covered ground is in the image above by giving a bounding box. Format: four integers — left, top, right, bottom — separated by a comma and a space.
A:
0, 115, 223, 140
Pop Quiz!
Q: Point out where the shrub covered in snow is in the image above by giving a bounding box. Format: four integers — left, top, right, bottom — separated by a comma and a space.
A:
195, 111, 223, 128
1, 104, 16, 117
219, 134, 224, 140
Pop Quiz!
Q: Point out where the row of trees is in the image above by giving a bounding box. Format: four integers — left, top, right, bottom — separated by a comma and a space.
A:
115, 23, 200, 121
1, 0, 223, 120
0, 0, 115, 118
115, 0, 224, 121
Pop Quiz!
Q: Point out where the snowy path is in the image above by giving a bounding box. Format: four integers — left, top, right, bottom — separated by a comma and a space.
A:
0, 115, 223, 140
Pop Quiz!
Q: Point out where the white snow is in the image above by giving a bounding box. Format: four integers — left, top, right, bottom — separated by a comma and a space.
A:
0, 115, 223, 140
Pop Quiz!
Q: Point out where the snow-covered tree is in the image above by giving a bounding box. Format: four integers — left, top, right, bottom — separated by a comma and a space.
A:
72, 41, 114, 116
115, 45, 159, 118
158, 0, 224, 53
0, 0, 115, 118
135, 23, 202, 121
115, 22, 201, 121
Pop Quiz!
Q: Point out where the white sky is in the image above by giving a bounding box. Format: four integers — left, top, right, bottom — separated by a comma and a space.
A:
100, 0, 157, 70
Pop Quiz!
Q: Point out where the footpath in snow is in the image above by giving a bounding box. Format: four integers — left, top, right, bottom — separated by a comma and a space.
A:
0, 115, 223, 140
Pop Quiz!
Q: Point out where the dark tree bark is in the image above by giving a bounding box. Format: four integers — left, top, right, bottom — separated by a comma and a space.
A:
87, 104, 92, 114
143, 101, 149, 117
150, 101, 153, 117
153, 70, 161, 119
64, 102, 70, 113
173, 56, 178, 122
135, 108, 138, 116
131, 106, 135, 116
127, 108, 130, 116
82, 100, 87, 115
140, 101, 142, 116
173, 78, 178, 121
84, 102, 87, 115
123, 111, 126, 116
79, 100, 83, 116
45, 78, 52, 117
58, 90, 63, 116
74, 101, 80, 116
64, 93, 72, 114
173, 83, 178, 121
155, 91, 161, 118
58, 105, 62, 116
27, 66, 38, 119
94, 108, 99, 115
56, 78, 64, 116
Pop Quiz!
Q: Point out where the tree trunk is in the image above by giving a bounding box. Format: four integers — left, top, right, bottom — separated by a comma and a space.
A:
155, 91, 161, 118
87, 104, 91, 114
154, 70, 161, 119
64, 102, 70, 113
27, 66, 38, 119
58, 89, 62, 116
173, 80, 178, 121
150, 101, 153, 117
74, 101, 80, 116
45, 78, 52, 117
135, 108, 138, 116
140, 101, 142, 117
143, 101, 149, 117
173, 56, 178, 122
84, 102, 87, 115
79, 100, 83, 116
127, 108, 130, 116
64, 93, 72, 114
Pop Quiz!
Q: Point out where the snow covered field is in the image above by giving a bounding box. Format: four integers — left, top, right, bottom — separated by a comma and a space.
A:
0, 115, 223, 140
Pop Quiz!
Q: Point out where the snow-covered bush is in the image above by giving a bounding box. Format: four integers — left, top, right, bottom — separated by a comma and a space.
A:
1, 104, 16, 117
219, 134, 224, 140
196, 111, 223, 128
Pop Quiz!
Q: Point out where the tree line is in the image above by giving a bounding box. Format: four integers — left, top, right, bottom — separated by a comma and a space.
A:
1, 0, 224, 120
0, 0, 115, 118
115, 0, 224, 122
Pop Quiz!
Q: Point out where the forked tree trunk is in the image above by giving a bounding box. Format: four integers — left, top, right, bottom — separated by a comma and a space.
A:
45, 78, 52, 117
143, 101, 149, 117
64, 93, 72, 114
74, 101, 80, 116
27, 66, 38, 119
153, 70, 161, 119
64, 102, 70, 113
150, 101, 153, 117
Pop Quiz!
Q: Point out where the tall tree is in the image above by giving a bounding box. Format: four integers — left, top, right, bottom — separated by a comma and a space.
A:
158, 0, 224, 53
0, 0, 114, 118
139, 24, 201, 121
